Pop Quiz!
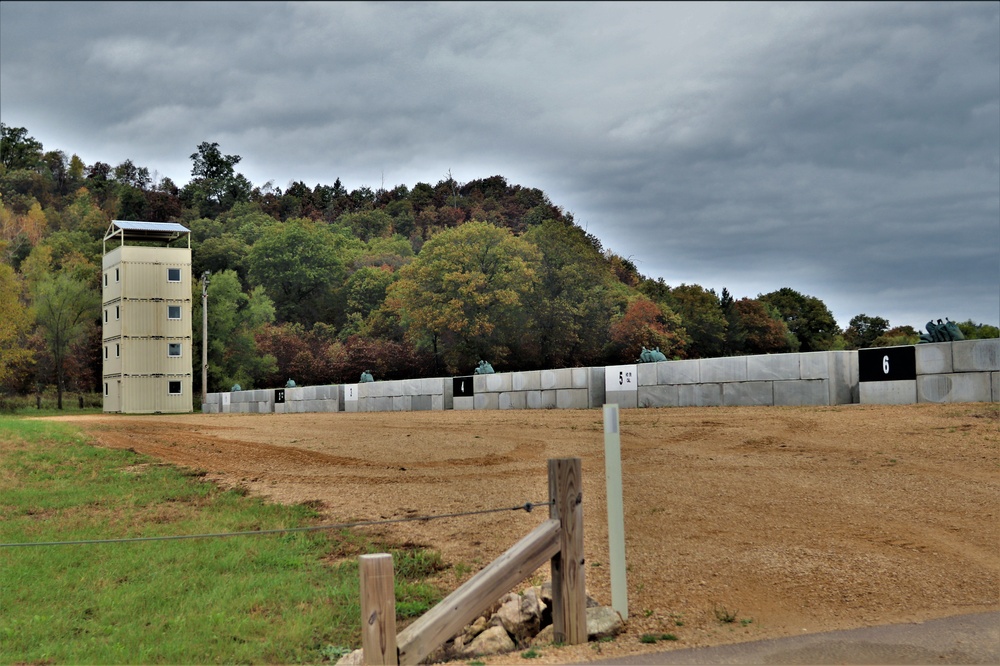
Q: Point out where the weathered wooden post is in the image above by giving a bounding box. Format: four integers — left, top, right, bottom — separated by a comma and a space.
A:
360, 553, 398, 665
549, 457, 587, 644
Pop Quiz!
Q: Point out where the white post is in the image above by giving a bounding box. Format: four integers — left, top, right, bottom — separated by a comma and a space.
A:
603, 403, 628, 620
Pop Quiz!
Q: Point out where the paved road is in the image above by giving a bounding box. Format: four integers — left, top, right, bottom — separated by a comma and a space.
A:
588, 611, 999, 665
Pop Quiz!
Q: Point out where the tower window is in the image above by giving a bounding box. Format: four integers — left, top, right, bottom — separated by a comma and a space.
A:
168, 343, 182, 357
168, 381, 182, 395
167, 268, 181, 282
168, 305, 182, 320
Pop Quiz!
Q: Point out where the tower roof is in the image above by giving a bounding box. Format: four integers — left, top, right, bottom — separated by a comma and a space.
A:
105, 220, 191, 245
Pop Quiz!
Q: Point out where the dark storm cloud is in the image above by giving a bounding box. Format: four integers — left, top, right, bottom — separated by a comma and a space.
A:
2, 1, 997, 330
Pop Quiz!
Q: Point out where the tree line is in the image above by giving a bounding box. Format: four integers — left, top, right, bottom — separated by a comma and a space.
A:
2, 123, 997, 404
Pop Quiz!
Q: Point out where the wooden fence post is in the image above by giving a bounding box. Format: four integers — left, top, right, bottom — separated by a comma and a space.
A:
549, 457, 587, 644
360, 553, 398, 665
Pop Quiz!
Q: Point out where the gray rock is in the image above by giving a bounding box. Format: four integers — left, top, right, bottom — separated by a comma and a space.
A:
464, 624, 515, 658
587, 606, 625, 641
334, 648, 363, 665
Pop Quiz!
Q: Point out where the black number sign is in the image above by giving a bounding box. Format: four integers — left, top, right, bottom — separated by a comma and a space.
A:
859, 346, 916, 382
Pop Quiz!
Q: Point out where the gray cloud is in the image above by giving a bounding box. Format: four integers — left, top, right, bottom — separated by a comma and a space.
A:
2, 0, 997, 330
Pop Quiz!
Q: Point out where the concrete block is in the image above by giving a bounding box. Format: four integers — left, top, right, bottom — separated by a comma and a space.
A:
387, 381, 404, 397
472, 374, 485, 393
800, 353, 831, 380
915, 343, 953, 375
828, 351, 859, 405
392, 396, 411, 411
605, 390, 638, 409
723, 381, 774, 406
425, 378, 445, 395
659, 359, 700, 385
474, 393, 500, 410
453, 396, 475, 411
638, 385, 679, 408
701, 356, 748, 383
285, 387, 303, 401
747, 354, 800, 381
571, 367, 590, 389
499, 392, 527, 410
204, 393, 220, 405
774, 379, 830, 406
432, 394, 446, 411
273, 403, 286, 414
526, 390, 557, 409
589, 367, 606, 408
344, 399, 360, 413
542, 368, 573, 390
917, 373, 993, 403
375, 397, 396, 412
485, 373, 512, 393
556, 389, 589, 409
637, 363, 658, 386
512, 371, 541, 391
412, 395, 433, 411
311, 385, 329, 400
860, 380, 917, 405
678, 383, 723, 407
302, 386, 317, 400
992, 372, 999, 402
952, 339, 1000, 372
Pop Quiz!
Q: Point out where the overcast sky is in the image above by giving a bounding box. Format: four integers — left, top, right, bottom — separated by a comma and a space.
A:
2, 1, 998, 331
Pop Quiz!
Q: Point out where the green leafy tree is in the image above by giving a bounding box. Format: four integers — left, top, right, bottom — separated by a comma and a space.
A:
666, 284, 728, 359
759, 288, 838, 352
182, 142, 253, 217
955, 320, 1000, 339
523, 219, 626, 368
1, 123, 43, 170
337, 210, 393, 242
32, 270, 99, 409
0, 264, 34, 387
196, 270, 277, 391
387, 221, 541, 373
246, 218, 346, 324
843, 314, 890, 349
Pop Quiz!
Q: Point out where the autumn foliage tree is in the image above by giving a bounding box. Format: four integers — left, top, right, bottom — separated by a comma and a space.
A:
607, 296, 685, 362
388, 221, 540, 374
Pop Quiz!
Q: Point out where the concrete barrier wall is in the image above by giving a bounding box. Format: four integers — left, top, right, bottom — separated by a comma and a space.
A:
861, 340, 998, 404
203, 340, 997, 414
632, 350, 858, 408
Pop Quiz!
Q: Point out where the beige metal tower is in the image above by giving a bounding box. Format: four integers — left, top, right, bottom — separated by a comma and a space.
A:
102, 221, 193, 413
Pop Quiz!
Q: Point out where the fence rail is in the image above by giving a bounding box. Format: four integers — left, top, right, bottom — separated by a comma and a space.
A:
360, 457, 586, 666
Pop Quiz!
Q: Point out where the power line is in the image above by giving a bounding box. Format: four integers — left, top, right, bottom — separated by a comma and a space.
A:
0, 500, 553, 549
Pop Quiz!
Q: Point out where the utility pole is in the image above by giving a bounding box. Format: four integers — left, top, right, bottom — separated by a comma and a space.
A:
201, 271, 211, 407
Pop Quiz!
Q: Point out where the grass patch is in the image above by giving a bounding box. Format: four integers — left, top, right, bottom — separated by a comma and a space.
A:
0, 416, 443, 664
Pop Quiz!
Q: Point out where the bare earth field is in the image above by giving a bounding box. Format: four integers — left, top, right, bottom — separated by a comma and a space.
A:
56, 402, 999, 664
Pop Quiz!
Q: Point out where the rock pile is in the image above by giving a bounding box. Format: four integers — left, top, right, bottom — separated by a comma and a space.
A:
337, 581, 624, 664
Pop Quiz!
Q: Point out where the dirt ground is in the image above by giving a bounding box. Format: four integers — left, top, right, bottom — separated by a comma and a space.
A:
55, 402, 999, 664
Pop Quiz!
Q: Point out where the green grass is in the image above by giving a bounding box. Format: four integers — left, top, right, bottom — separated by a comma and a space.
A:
0, 416, 444, 664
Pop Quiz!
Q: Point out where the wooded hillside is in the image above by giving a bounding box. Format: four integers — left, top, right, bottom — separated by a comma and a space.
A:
3, 125, 995, 402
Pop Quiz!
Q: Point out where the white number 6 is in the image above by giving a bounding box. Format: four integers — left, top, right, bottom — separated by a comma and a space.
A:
882, 355, 890, 374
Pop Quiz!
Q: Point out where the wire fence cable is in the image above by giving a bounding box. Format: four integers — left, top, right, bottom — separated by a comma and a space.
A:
0, 500, 554, 549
